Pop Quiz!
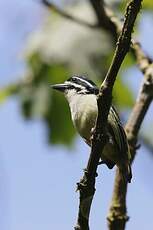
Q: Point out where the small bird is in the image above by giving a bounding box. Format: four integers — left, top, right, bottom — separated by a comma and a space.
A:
51, 75, 132, 183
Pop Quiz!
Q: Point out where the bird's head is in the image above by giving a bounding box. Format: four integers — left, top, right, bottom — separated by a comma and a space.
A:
51, 75, 99, 96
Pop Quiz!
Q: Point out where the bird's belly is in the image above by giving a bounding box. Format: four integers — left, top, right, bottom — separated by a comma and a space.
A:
73, 103, 97, 141
75, 115, 95, 140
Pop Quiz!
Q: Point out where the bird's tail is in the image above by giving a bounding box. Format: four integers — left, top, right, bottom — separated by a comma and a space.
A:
119, 163, 132, 183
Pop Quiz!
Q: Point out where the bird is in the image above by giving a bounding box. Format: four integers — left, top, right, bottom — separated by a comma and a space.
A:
51, 75, 132, 183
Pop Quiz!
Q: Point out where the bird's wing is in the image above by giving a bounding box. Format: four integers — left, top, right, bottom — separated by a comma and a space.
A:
108, 106, 131, 161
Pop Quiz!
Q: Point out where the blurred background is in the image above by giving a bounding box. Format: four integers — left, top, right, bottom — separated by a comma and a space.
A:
0, 0, 153, 229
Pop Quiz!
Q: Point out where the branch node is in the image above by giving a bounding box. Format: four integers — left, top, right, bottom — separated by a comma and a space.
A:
76, 169, 97, 193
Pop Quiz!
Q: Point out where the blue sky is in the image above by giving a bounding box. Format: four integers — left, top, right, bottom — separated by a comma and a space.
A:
0, 1, 153, 230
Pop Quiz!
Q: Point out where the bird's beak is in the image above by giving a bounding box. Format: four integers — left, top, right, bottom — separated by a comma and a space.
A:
50, 83, 68, 92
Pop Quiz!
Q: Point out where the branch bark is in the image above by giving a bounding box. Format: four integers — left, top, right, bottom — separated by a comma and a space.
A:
74, 1, 142, 229
85, 3, 153, 229
107, 45, 153, 230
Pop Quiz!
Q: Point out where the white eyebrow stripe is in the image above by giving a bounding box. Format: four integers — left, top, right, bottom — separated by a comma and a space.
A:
73, 77, 94, 88
65, 81, 85, 89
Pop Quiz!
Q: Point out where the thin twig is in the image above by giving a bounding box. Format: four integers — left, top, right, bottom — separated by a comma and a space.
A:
74, 1, 142, 229
89, 0, 118, 39
41, 0, 98, 28
133, 42, 152, 73
107, 46, 153, 230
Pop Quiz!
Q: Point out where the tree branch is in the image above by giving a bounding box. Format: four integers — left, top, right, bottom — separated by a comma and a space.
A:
88, 0, 118, 39
133, 42, 153, 73
88, 0, 148, 70
74, 1, 142, 229
41, 0, 98, 28
107, 46, 153, 230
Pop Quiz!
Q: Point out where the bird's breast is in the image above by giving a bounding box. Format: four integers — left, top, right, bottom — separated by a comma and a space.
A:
70, 95, 98, 141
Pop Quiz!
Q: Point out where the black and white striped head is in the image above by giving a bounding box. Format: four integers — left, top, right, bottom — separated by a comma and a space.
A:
51, 75, 99, 95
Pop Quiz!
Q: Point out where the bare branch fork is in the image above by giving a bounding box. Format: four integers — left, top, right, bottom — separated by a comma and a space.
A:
74, 1, 142, 229
41, 1, 150, 229
87, 1, 153, 229
107, 43, 153, 230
